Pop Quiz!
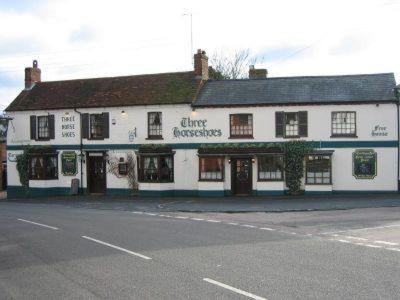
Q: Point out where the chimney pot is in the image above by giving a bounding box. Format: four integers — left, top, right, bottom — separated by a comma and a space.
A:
25, 59, 41, 90
194, 49, 209, 80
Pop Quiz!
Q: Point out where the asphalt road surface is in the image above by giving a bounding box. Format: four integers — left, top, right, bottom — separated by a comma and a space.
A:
1, 201, 400, 299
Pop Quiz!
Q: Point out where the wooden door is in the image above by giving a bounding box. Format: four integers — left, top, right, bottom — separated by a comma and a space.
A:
88, 154, 106, 194
231, 158, 252, 195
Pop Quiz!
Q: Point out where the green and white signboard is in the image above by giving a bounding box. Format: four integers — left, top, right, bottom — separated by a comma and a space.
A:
353, 149, 377, 179
61, 151, 77, 176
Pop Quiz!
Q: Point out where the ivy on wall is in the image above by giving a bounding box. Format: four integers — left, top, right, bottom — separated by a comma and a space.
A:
16, 145, 56, 187
279, 140, 313, 195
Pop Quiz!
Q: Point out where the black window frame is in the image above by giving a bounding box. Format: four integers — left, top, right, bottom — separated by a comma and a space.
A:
331, 111, 357, 138
257, 154, 284, 182
229, 113, 253, 139
198, 156, 225, 182
306, 154, 332, 185
147, 112, 163, 140
276, 111, 307, 138
138, 154, 174, 183
89, 113, 104, 140
29, 153, 59, 180
37, 115, 50, 140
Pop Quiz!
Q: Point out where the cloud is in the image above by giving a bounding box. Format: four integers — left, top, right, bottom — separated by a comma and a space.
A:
0, 0, 46, 12
69, 26, 97, 43
330, 36, 369, 56
0, 73, 20, 87
256, 46, 312, 63
0, 37, 42, 56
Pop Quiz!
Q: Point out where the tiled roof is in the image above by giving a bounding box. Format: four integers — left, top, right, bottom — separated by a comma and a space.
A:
6, 71, 200, 111
193, 73, 397, 107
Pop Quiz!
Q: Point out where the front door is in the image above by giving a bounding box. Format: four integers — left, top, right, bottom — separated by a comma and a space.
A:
231, 158, 252, 195
87, 153, 106, 194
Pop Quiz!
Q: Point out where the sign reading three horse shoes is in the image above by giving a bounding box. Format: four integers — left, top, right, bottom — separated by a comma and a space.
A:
61, 151, 78, 176
353, 149, 377, 179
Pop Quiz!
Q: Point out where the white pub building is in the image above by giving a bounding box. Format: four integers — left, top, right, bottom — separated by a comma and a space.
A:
5, 50, 400, 197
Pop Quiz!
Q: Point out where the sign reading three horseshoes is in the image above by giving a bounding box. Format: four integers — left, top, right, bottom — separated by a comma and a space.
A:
172, 117, 222, 138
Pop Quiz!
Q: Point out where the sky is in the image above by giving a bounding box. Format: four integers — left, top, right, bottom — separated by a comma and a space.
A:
0, 0, 399, 110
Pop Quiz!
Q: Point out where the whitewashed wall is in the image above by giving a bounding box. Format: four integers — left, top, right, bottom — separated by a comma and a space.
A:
6, 102, 399, 194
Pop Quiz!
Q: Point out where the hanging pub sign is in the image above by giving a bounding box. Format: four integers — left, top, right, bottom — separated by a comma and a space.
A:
61, 151, 77, 176
353, 149, 377, 179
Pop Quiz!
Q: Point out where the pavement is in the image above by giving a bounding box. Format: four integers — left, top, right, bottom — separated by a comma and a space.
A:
0, 201, 400, 299
4, 192, 400, 212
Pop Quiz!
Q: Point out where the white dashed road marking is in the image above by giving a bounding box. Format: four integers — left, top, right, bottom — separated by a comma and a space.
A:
241, 224, 257, 228
17, 218, 59, 230
81, 235, 152, 260
260, 227, 275, 231
374, 241, 399, 246
203, 278, 268, 300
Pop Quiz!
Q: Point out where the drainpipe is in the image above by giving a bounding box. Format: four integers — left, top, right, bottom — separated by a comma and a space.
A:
395, 86, 400, 192
74, 108, 84, 195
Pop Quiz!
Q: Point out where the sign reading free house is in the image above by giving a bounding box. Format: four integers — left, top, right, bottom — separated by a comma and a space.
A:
353, 149, 377, 179
173, 117, 222, 138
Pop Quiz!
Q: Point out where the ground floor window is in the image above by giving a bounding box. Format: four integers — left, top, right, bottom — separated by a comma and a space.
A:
199, 157, 224, 181
29, 153, 58, 180
258, 155, 283, 181
139, 155, 174, 182
306, 155, 332, 184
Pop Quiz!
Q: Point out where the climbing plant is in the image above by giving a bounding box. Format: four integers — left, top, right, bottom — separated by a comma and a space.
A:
16, 145, 56, 187
279, 140, 313, 195
107, 151, 138, 192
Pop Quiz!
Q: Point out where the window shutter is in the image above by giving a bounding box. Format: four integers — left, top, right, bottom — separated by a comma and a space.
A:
299, 111, 308, 137
275, 111, 284, 137
30, 115, 37, 140
48, 115, 55, 139
81, 113, 89, 139
102, 112, 109, 139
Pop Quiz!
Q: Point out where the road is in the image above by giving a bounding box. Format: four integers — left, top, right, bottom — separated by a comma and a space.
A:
1, 201, 400, 299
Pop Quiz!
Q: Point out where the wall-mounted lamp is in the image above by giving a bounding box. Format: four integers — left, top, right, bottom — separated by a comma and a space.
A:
252, 158, 256, 163
228, 159, 231, 164
65, 111, 70, 116
190, 108, 197, 117
121, 110, 126, 115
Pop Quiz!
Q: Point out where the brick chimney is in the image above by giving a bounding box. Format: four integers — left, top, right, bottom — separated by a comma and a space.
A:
194, 49, 208, 80
249, 65, 267, 79
25, 60, 41, 90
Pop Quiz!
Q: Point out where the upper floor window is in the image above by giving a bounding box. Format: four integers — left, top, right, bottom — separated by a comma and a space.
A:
275, 111, 307, 138
331, 112, 356, 137
258, 155, 284, 181
306, 154, 332, 185
82, 113, 109, 140
29, 153, 58, 180
90, 114, 104, 139
148, 112, 162, 139
30, 115, 55, 141
199, 157, 224, 181
230, 114, 253, 138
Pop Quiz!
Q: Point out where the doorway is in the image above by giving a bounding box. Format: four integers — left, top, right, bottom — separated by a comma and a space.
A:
87, 152, 106, 194
231, 157, 252, 195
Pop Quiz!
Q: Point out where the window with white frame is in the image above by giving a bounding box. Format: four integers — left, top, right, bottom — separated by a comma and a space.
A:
331, 112, 356, 136
258, 155, 283, 181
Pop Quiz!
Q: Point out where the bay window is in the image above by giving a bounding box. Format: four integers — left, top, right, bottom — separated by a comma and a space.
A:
139, 155, 173, 182
29, 153, 58, 180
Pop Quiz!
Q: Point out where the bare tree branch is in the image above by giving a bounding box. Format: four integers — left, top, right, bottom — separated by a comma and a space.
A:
209, 49, 257, 79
